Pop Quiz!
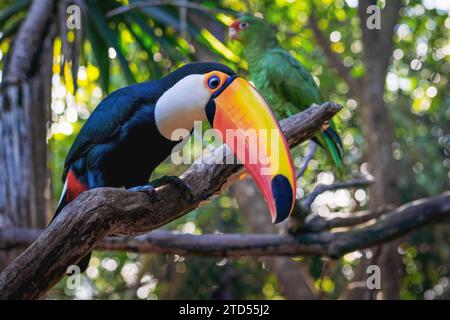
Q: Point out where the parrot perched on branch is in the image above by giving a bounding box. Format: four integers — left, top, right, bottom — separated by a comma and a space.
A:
229, 15, 344, 176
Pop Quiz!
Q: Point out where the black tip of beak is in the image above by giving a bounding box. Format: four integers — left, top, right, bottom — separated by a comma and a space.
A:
271, 174, 294, 224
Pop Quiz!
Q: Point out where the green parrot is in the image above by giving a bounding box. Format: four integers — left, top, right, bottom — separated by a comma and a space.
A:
229, 15, 344, 176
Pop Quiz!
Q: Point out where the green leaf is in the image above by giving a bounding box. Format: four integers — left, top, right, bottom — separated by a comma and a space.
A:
86, 20, 110, 93
88, 1, 136, 84
0, 0, 30, 29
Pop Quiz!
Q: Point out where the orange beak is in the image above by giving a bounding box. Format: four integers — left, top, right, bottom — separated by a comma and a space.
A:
209, 77, 296, 223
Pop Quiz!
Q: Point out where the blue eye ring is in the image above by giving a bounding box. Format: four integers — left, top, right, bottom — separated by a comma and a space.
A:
208, 75, 221, 89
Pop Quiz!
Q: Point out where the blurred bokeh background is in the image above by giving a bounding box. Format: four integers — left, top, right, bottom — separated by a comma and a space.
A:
0, 0, 449, 300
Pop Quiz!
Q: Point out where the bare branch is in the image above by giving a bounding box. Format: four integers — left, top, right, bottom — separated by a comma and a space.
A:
0, 103, 341, 299
300, 205, 393, 233
301, 178, 373, 212
2, 193, 448, 258
288, 177, 373, 233
296, 142, 318, 179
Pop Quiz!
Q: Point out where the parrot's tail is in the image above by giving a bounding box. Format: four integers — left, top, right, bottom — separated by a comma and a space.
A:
314, 127, 344, 177
49, 180, 92, 273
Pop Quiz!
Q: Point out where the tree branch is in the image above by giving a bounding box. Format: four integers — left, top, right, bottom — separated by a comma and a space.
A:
2, 192, 448, 258
299, 205, 393, 233
301, 178, 373, 212
0, 103, 341, 299
296, 141, 318, 179
289, 177, 374, 228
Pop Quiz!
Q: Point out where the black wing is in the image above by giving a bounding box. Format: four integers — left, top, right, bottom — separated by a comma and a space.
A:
62, 82, 160, 180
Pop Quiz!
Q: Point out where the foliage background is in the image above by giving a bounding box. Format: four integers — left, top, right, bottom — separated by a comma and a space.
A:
0, 0, 449, 299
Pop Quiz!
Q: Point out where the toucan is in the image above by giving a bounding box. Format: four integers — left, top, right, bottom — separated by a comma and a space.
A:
52, 62, 296, 271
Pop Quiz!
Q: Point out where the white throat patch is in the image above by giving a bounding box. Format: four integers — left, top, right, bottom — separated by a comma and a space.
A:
155, 74, 210, 141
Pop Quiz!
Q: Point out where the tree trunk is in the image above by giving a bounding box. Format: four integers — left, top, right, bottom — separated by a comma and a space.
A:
346, 0, 403, 300
0, 0, 55, 270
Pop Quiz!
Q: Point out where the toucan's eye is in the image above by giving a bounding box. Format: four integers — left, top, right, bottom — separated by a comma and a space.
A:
208, 75, 221, 89
239, 22, 249, 29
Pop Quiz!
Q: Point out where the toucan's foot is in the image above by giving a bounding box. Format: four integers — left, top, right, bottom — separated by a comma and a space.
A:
129, 176, 194, 203
128, 184, 157, 202
152, 175, 194, 203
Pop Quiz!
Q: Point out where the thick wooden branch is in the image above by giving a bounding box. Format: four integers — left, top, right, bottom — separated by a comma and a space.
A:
0, 103, 340, 299
2, 193, 449, 258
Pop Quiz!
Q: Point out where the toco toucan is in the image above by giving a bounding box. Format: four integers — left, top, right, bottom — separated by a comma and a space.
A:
229, 16, 344, 176
52, 62, 296, 271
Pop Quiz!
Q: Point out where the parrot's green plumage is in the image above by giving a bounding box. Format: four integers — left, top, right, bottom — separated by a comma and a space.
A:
230, 15, 344, 176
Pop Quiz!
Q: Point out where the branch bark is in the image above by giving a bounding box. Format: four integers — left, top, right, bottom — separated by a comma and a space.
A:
0, 103, 340, 299
2, 192, 448, 257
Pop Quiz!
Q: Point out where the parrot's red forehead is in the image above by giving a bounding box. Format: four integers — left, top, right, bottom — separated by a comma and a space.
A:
230, 20, 240, 29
